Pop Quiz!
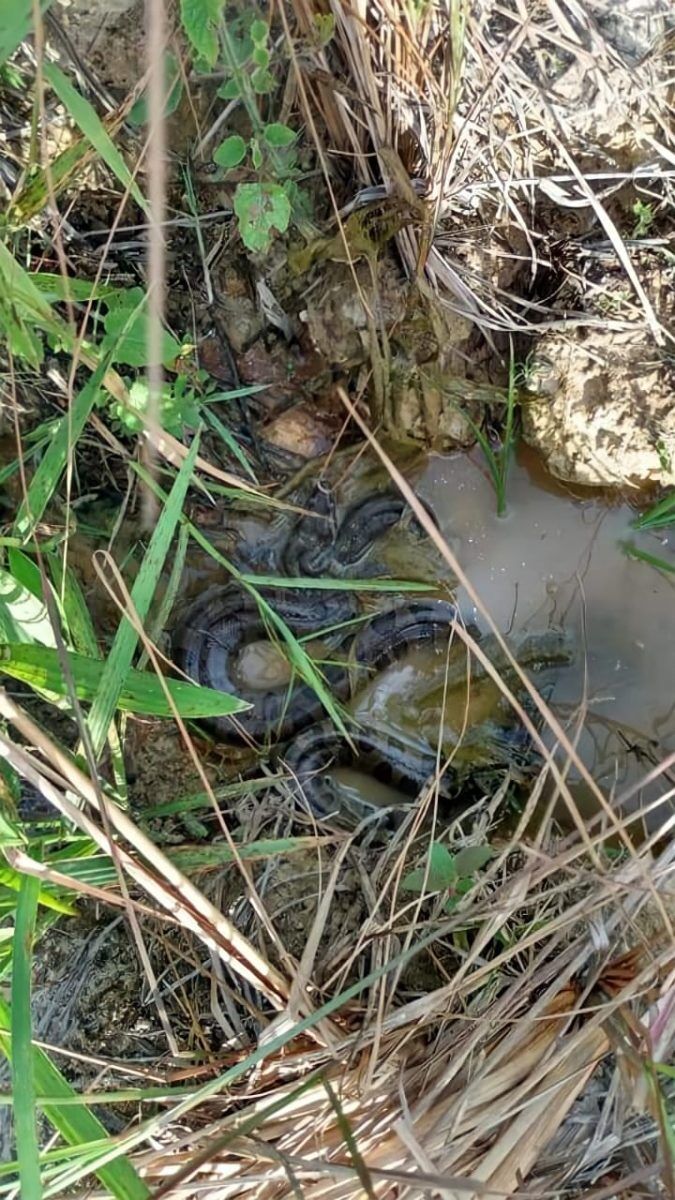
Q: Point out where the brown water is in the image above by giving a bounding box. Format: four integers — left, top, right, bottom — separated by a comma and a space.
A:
419, 451, 675, 820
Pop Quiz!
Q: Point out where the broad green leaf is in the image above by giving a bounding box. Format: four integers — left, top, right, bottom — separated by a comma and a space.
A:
180, 0, 223, 65
14, 356, 109, 540
0, 0, 51, 67
7, 548, 42, 600
101, 288, 181, 368
11, 876, 42, 1199
0, 996, 149, 1199
263, 122, 296, 147
250, 66, 275, 94
43, 63, 147, 213
213, 134, 247, 168
251, 45, 269, 68
250, 18, 268, 44
234, 182, 291, 253
401, 842, 457, 894
0, 567, 56, 647
0, 643, 250, 719
29, 273, 119, 303
453, 845, 494, 877
0, 865, 75, 914
218, 78, 240, 100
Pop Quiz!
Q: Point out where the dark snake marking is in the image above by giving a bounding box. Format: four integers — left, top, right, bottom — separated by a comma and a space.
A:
174, 488, 488, 820
173, 593, 466, 746
281, 719, 533, 830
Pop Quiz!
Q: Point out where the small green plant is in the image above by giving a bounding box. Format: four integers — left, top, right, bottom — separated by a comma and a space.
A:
632, 491, 675, 532
632, 199, 655, 238
401, 840, 494, 913
464, 343, 518, 517
180, 2, 308, 253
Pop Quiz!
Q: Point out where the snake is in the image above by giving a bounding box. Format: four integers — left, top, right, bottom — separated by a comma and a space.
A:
173, 488, 568, 825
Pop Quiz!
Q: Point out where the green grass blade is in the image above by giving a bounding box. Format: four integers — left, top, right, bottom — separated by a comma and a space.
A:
0, 864, 75, 915
621, 540, 675, 575
0, 424, 57, 488
29, 273, 119, 304
138, 523, 188, 670
0, 643, 250, 718
14, 357, 109, 540
42, 63, 147, 213
0, 566, 56, 646
0, 0, 51, 66
53, 836, 326, 886
239, 573, 432, 592
48, 556, 100, 657
203, 407, 258, 481
0, 241, 64, 342
11, 874, 42, 1199
0, 997, 149, 1200
88, 434, 202, 755
632, 491, 675, 531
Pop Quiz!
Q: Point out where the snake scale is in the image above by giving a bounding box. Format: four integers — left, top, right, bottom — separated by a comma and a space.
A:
173, 488, 555, 826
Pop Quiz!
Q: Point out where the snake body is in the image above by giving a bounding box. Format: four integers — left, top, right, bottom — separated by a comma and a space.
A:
174, 488, 564, 825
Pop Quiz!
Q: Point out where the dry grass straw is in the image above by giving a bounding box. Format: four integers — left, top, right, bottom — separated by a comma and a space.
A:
291, 0, 674, 338
5, 1, 675, 1195
6, 419, 675, 1194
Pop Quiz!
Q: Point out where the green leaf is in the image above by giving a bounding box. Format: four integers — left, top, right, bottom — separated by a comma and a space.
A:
0, 996, 149, 1199
263, 122, 297, 148
128, 53, 183, 126
14, 356, 109, 541
250, 137, 262, 170
312, 12, 335, 46
0, 243, 64, 360
42, 63, 147, 214
88, 434, 225, 756
453, 845, 494, 878
7, 548, 42, 600
401, 843, 458, 894
0, 567, 56, 647
0, 0, 51, 68
250, 18, 268, 44
233, 182, 291, 253
101, 288, 181, 368
29, 273, 119, 304
0, 643, 249, 719
49, 557, 100, 658
218, 77, 240, 100
11, 876, 42, 1200
213, 134, 247, 169
180, 0, 223, 66
250, 66, 275, 94
251, 45, 269, 68
0, 294, 43, 366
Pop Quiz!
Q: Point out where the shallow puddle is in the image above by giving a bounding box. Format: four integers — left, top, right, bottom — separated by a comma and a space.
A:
419, 451, 675, 822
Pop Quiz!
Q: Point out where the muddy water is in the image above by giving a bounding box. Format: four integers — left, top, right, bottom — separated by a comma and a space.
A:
419, 451, 675, 823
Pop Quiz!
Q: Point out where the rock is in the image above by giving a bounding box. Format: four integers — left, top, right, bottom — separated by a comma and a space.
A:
300, 259, 407, 365
388, 361, 479, 449
262, 397, 344, 459
521, 330, 675, 488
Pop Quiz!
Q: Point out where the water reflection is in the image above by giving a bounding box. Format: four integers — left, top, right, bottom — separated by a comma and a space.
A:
420, 451, 675, 827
